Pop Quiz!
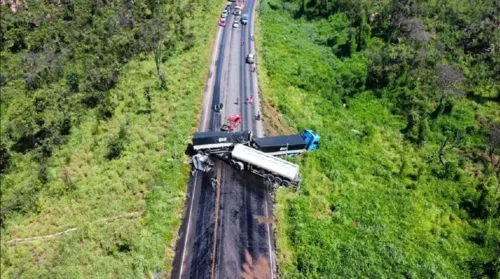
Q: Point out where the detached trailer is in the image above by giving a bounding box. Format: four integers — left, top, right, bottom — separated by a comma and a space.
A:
230, 144, 301, 188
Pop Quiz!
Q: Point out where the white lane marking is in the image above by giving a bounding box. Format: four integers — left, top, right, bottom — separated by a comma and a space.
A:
221, 17, 235, 125
248, 0, 274, 276
249, 0, 264, 137
202, 26, 223, 132
179, 173, 199, 279
179, 10, 225, 278
210, 167, 222, 279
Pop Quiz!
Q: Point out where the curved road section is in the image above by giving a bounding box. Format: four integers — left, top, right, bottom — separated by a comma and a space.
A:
171, 0, 275, 278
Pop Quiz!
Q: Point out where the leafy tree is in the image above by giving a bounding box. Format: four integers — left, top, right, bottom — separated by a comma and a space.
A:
417, 117, 430, 146
258, 1, 500, 277
486, 123, 500, 173
106, 137, 124, 160
66, 72, 79, 93
0, 143, 11, 174
106, 125, 127, 160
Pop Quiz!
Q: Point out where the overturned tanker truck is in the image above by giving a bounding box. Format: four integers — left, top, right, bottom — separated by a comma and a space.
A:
229, 144, 301, 188
190, 131, 302, 188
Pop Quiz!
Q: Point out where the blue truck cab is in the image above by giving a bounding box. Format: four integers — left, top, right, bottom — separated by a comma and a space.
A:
301, 130, 320, 151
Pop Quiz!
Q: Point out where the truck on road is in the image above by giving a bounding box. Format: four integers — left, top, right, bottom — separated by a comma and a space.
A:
230, 144, 301, 188
192, 129, 319, 156
189, 130, 319, 188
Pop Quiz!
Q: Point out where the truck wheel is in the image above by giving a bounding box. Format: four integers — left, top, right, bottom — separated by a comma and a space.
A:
266, 174, 274, 182
274, 177, 282, 185
235, 162, 244, 171
281, 180, 290, 187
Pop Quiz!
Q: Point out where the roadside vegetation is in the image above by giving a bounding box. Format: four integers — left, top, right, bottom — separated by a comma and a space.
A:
257, 0, 500, 277
0, 0, 222, 277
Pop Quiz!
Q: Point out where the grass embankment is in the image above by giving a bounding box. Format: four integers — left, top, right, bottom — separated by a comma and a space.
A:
1, 2, 223, 278
256, 0, 500, 278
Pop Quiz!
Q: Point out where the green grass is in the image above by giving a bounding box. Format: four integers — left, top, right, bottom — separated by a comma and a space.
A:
257, 1, 500, 278
0, 1, 224, 277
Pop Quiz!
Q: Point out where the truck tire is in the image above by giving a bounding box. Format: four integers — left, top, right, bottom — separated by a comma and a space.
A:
266, 174, 274, 182
281, 180, 290, 187
234, 161, 244, 171
274, 177, 282, 185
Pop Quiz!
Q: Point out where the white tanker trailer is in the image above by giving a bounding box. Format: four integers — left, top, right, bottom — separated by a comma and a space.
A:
229, 144, 301, 188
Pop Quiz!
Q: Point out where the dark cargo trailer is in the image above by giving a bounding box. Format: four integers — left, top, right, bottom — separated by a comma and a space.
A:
251, 135, 306, 155
192, 131, 251, 154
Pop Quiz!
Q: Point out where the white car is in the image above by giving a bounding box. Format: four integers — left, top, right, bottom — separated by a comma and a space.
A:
233, 20, 239, 28
221, 10, 228, 18
246, 53, 255, 64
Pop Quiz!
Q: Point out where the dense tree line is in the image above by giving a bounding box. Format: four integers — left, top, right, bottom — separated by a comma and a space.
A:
271, 0, 499, 183
0, 0, 207, 226
260, 0, 499, 277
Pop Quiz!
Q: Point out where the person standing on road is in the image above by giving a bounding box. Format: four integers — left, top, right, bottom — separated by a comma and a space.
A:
236, 97, 239, 105
242, 40, 245, 46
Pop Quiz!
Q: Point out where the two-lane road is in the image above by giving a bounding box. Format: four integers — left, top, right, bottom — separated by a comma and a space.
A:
215, 1, 275, 277
172, 0, 275, 278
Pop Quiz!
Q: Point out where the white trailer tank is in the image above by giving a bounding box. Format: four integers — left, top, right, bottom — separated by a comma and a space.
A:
231, 144, 300, 185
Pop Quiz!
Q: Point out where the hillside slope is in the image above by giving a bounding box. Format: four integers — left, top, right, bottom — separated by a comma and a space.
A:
256, 0, 500, 277
0, 0, 222, 277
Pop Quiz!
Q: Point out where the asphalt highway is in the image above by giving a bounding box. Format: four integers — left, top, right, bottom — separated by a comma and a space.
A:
171, 1, 275, 278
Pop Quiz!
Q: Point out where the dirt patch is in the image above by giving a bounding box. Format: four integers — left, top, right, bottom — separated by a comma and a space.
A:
255, 215, 273, 224
241, 250, 272, 279
464, 166, 484, 178
261, 98, 294, 136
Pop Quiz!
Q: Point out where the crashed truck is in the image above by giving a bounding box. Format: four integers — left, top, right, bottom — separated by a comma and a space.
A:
191, 130, 252, 154
229, 144, 301, 188
191, 130, 320, 157
190, 131, 302, 188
